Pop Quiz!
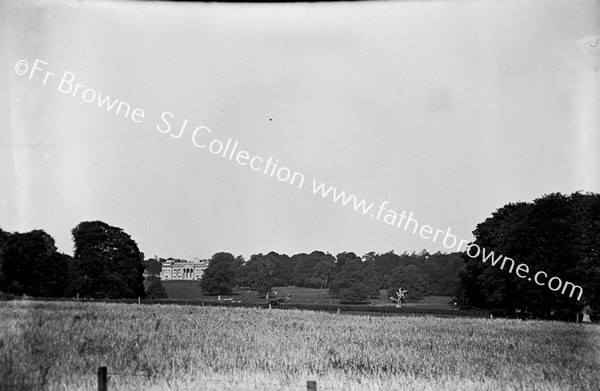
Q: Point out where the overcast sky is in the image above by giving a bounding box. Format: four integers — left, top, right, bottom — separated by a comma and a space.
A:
1, 0, 598, 261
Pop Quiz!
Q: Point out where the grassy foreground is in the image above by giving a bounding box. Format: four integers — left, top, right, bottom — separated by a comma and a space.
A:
0, 301, 598, 391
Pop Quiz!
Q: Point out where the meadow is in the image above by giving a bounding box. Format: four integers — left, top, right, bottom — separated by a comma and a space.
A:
161, 282, 340, 304
1, 300, 598, 391
161, 281, 453, 308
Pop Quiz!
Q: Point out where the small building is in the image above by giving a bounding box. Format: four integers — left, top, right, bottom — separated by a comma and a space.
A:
160, 257, 209, 281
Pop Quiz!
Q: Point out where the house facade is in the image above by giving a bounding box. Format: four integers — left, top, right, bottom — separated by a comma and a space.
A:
160, 257, 209, 280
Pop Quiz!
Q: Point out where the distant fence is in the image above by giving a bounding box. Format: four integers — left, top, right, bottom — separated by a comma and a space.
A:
97, 366, 321, 391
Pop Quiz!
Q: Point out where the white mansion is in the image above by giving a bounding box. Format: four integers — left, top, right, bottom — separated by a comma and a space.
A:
160, 257, 209, 280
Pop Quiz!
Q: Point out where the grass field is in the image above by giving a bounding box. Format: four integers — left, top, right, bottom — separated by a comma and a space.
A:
1, 300, 598, 391
162, 282, 362, 304
162, 282, 452, 308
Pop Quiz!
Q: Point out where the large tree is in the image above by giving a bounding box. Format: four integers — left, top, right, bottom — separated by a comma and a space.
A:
199, 252, 243, 295
290, 251, 335, 288
420, 252, 464, 296
457, 192, 600, 321
65, 221, 145, 299
330, 254, 379, 302
143, 258, 162, 277
145, 276, 168, 299
0, 228, 11, 290
237, 252, 280, 294
386, 264, 427, 301
0, 229, 70, 297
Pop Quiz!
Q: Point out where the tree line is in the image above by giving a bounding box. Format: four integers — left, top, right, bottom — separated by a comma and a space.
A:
0, 220, 464, 303
1, 191, 598, 322
198, 250, 463, 303
198, 192, 599, 321
0, 221, 146, 299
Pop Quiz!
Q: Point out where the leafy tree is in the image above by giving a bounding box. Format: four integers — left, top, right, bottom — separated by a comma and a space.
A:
236, 253, 275, 294
271, 252, 294, 286
335, 252, 360, 269
339, 283, 371, 302
236, 253, 259, 289
0, 229, 70, 297
0, 228, 10, 248
145, 277, 168, 299
330, 256, 379, 301
290, 251, 335, 288
0, 228, 12, 291
199, 252, 242, 295
457, 192, 600, 321
420, 252, 464, 296
143, 258, 162, 277
65, 221, 145, 299
386, 264, 427, 301
303, 252, 335, 289
367, 250, 403, 289
363, 250, 439, 291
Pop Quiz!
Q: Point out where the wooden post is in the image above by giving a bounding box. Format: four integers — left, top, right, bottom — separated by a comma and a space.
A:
138, 297, 141, 305
97, 366, 107, 391
307, 380, 317, 391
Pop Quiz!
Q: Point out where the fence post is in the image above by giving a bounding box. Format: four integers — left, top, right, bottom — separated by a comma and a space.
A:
138, 297, 141, 305
97, 366, 107, 391
307, 380, 317, 391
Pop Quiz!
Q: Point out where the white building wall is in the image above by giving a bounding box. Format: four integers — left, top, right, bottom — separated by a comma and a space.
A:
160, 260, 209, 280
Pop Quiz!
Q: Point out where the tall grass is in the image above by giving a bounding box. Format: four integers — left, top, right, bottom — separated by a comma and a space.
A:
0, 300, 598, 390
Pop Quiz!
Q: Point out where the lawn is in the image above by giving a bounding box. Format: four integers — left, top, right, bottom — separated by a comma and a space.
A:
162, 281, 347, 304
162, 281, 453, 309
1, 300, 598, 391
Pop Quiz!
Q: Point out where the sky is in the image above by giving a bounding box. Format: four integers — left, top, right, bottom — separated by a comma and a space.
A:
1, 0, 598, 261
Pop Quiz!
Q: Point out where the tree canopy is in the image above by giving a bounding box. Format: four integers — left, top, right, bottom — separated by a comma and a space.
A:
143, 258, 162, 277
199, 252, 243, 295
65, 221, 145, 299
0, 229, 70, 297
457, 192, 600, 321
145, 276, 168, 299
232, 249, 463, 302
329, 252, 378, 302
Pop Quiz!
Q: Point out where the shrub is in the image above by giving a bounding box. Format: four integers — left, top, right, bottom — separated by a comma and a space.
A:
146, 279, 168, 299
